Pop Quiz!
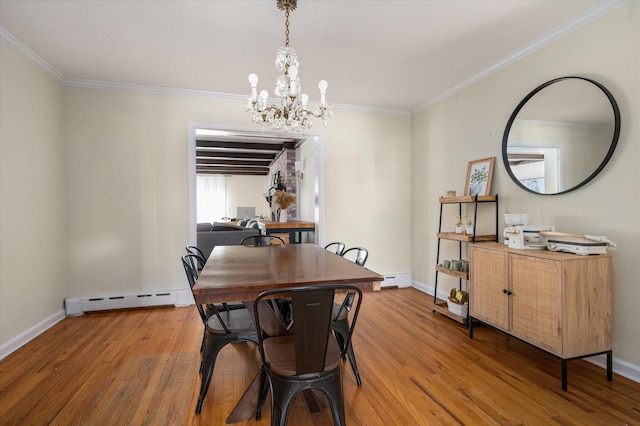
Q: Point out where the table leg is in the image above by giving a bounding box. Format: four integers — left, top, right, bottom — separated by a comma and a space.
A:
226, 371, 261, 423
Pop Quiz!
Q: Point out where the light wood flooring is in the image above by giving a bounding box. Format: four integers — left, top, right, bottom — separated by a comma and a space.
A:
1, 287, 639, 425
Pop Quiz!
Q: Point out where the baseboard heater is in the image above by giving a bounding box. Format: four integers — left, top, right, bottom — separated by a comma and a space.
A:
382, 273, 410, 288
64, 289, 192, 316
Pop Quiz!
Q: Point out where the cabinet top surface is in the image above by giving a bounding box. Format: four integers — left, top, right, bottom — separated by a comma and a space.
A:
470, 242, 612, 261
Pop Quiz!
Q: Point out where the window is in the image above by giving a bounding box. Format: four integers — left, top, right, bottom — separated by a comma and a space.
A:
197, 175, 226, 223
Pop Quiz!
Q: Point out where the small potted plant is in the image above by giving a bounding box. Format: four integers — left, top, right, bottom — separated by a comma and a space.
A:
447, 288, 469, 317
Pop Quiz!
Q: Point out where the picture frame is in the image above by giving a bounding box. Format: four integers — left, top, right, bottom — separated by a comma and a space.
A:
464, 157, 495, 197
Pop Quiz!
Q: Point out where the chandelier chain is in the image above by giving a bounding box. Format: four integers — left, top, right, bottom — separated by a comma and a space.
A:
284, 9, 290, 47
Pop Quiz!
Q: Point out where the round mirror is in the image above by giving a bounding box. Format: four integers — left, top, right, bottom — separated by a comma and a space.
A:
502, 76, 620, 195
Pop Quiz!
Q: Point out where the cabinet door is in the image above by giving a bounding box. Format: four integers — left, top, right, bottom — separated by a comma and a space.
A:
470, 247, 508, 331
510, 254, 562, 355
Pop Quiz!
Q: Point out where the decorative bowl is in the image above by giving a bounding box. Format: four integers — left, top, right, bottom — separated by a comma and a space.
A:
504, 213, 530, 226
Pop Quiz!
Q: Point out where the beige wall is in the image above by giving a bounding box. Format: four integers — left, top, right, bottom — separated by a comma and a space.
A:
322, 111, 412, 275
0, 45, 66, 348
411, 2, 639, 366
224, 175, 270, 219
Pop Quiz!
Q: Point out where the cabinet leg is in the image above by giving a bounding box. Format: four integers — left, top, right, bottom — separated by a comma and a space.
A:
468, 317, 474, 339
607, 351, 613, 381
561, 359, 568, 391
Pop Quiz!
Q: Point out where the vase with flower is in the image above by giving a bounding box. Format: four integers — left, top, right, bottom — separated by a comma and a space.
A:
273, 190, 296, 222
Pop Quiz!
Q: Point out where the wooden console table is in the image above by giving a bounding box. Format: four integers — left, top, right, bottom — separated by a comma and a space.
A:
263, 220, 315, 244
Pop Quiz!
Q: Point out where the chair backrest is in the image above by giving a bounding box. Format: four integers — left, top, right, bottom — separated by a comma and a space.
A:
185, 245, 206, 269
254, 284, 363, 375
341, 247, 368, 267
181, 254, 232, 333
182, 254, 207, 322
333, 291, 356, 320
324, 242, 345, 256
241, 235, 285, 246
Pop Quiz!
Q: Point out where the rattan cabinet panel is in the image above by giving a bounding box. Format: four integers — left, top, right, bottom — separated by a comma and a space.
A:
509, 254, 562, 354
468, 246, 508, 331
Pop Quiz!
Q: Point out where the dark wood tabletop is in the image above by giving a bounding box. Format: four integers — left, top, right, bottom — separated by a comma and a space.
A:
192, 243, 383, 304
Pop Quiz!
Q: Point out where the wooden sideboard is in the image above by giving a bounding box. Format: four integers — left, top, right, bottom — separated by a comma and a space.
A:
468, 242, 612, 391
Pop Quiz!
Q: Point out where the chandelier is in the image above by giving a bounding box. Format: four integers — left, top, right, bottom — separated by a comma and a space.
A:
246, 0, 331, 132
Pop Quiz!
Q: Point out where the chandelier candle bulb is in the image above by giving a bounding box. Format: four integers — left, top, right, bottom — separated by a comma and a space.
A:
248, 73, 259, 99
319, 80, 328, 105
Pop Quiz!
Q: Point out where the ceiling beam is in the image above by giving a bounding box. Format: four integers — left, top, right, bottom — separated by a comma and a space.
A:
196, 168, 268, 176
196, 139, 295, 151
196, 158, 272, 166
196, 151, 275, 160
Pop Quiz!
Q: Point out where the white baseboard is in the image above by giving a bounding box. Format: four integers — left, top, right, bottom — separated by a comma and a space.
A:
0, 309, 66, 361
410, 279, 449, 301
410, 279, 640, 385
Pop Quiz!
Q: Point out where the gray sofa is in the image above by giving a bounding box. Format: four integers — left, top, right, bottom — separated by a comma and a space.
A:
197, 222, 260, 259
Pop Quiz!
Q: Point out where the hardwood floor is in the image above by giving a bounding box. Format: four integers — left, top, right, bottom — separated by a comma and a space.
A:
1, 287, 638, 425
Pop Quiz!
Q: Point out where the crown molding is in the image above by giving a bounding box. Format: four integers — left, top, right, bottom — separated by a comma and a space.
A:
410, 0, 630, 114
63, 78, 244, 101
64, 78, 410, 116
0, 27, 64, 82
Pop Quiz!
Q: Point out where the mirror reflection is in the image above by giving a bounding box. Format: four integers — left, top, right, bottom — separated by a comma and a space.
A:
502, 77, 620, 195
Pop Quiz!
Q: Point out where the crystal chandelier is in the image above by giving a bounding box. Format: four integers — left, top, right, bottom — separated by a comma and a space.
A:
246, 0, 331, 132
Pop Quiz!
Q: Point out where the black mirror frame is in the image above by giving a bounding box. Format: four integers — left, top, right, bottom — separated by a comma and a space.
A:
502, 76, 621, 195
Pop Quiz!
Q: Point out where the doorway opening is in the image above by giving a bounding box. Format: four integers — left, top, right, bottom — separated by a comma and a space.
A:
187, 122, 324, 245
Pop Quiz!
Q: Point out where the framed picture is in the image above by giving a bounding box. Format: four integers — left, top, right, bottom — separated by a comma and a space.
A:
465, 157, 495, 197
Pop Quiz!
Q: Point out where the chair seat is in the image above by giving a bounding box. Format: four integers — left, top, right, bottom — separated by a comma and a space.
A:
264, 335, 342, 376
207, 308, 254, 333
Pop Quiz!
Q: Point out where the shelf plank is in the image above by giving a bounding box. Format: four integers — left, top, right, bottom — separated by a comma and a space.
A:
435, 265, 469, 280
439, 195, 497, 204
432, 299, 467, 325
437, 232, 497, 242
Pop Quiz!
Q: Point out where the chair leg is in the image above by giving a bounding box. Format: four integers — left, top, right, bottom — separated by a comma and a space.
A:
333, 320, 362, 386
270, 379, 298, 426
326, 370, 346, 426
196, 335, 233, 414
345, 342, 362, 386
256, 366, 269, 421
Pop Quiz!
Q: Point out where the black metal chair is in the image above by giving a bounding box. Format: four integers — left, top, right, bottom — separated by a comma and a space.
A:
253, 284, 363, 426
324, 242, 345, 255
185, 247, 244, 313
340, 247, 368, 267
181, 254, 258, 414
241, 235, 285, 246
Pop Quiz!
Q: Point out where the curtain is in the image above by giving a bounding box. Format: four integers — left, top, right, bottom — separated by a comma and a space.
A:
197, 175, 226, 223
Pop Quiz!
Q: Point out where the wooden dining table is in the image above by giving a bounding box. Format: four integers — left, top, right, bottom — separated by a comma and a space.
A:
191, 243, 384, 423
192, 243, 384, 304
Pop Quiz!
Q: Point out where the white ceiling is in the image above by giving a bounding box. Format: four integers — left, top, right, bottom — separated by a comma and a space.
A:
0, 0, 625, 112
